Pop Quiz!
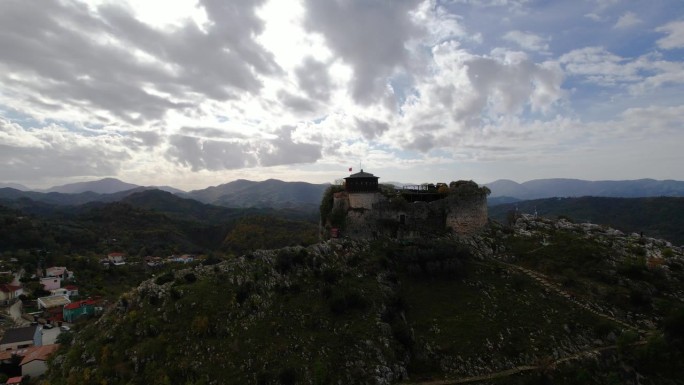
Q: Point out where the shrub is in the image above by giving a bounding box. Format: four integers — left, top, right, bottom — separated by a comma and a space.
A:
154, 272, 174, 285
278, 367, 297, 385
664, 307, 684, 350
329, 290, 369, 315
183, 273, 197, 283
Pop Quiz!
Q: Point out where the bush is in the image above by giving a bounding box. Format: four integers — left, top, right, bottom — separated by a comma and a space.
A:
329, 290, 369, 315
664, 307, 684, 350
183, 273, 197, 283
275, 250, 306, 273
154, 272, 174, 285
278, 367, 297, 385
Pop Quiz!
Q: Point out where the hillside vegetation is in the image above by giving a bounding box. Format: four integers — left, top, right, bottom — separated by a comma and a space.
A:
489, 196, 684, 246
46, 216, 684, 384
0, 190, 318, 258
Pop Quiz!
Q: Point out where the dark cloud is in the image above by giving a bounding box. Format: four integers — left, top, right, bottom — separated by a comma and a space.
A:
166, 135, 256, 171
303, 0, 422, 104
0, 144, 124, 180
355, 118, 389, 140
258, 127, 322, 167
181, 127, 247, 140
0, 0, 280, 123
122, 130, 163, 149
295, 57, 333, 101
166, 127, 322, 171
405, 133, 435, 153
0, 120, 129, 180
277, 91, 317, 114
443, 56, 561, 126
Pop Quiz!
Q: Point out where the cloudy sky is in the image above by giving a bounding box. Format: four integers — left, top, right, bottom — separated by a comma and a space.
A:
1, 0, 683, 190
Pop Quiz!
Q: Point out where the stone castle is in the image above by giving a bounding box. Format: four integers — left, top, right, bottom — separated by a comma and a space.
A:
321, 170, 489, 240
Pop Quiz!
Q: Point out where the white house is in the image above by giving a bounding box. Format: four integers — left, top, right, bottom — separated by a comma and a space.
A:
37, 295, 70, 310
46, 266, 74, 280
40, 277, 61, 291
64, 285, 79, 297
0, 325, 41, 351
20, 344, 59, 378
0, 284, 23, 304
107, 253, 126, 266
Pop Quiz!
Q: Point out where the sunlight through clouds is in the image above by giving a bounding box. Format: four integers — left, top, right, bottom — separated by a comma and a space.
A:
0, 0, 682, 188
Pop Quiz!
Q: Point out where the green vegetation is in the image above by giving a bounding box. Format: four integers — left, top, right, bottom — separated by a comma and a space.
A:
44, 216, 684, 383
490, 196, 684, 245
319, 184, 344, 226
47, 243, 411, 384
3, 190, 684, 384
449, 180, 491, 198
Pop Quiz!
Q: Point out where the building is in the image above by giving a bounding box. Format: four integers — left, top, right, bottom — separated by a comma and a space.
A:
45, 266, 73, 280
40, 277, 61, 291
0, 325, 41, 351
324, 172, 489, 239
344, 169, 379, 193
37, 295, 71, 311
63, 299, 98, 323
64, 285, 79, 298
0, 284, 23, 304
107, 252, 126, 266
50, 288, 68, 297
20, 344, 59, 378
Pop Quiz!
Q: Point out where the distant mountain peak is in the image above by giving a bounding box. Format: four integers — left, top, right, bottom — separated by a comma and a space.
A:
485, 178, 684, 199
44, 178, 140, 194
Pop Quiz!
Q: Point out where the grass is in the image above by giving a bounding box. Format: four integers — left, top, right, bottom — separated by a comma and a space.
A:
401, 260, 623, 379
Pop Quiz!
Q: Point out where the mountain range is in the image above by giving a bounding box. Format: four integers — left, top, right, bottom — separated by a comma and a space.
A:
485, 178, 684, 200
2, 177, 684, 212
0, 178, 329, 211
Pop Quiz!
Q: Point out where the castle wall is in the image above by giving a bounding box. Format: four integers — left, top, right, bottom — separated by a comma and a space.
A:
348, 192, 381, 209
333, 192, 349, 211
326, 189, 488, 240
445, 195, 488, 235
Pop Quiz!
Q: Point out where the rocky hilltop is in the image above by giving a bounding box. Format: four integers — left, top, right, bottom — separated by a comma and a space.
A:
48, 216, 684, 384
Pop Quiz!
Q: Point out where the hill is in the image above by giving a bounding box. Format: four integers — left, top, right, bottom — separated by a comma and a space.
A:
43, 177, 142, 194
489, 196, 684, 246
0, 189, 319, 257
485, 178, 684, 199
1, 179, 329, 213
186, 178, 329, 210
0, 182, 29, 190
46, 218, 684, 384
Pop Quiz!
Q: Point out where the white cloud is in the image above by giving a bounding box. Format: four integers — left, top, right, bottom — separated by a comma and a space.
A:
0, 117, 131, 182
561, 47, 684, 92
614, 12, 642, 29
656, 20, 684, 49
302, 0, 423, 104
584, 13, 603, 22
0, 0, 683, 187
503, 30, 550, 52
387, 42, 564, 154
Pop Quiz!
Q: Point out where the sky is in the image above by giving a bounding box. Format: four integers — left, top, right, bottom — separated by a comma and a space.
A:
1, 0, 683, 191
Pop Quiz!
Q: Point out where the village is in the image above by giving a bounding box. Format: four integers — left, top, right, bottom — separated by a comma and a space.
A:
0, 251, 201, 383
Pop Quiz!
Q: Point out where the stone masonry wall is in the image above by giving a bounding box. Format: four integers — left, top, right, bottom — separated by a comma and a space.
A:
335, 191, 487, 239
445, 194, 488, 235
348, 192, 382, 209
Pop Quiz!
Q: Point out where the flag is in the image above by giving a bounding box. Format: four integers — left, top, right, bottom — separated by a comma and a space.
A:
348, 167, 352, 172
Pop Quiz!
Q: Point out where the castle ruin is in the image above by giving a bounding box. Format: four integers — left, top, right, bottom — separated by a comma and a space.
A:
321, 170, 489, 240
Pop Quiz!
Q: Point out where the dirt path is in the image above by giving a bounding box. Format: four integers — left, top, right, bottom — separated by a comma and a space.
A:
403, 260, 652, 385
496, 261, 643, 332
404, 342, 647, 385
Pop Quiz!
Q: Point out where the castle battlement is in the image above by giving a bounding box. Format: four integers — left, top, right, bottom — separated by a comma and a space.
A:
321, 172, 489, 240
